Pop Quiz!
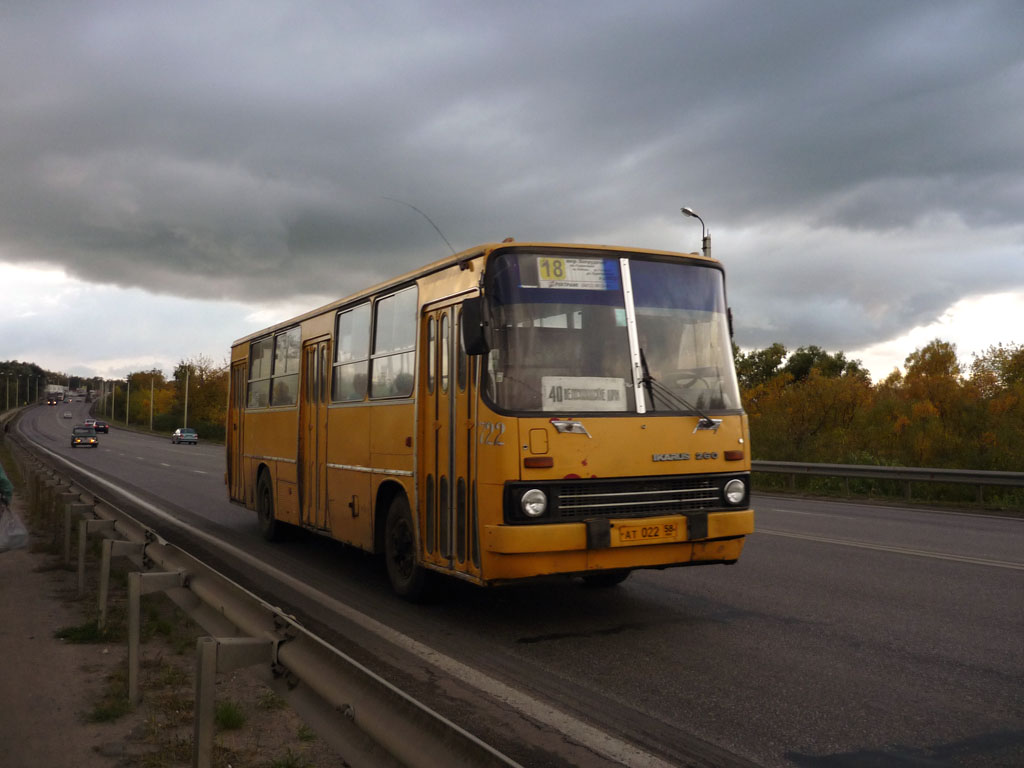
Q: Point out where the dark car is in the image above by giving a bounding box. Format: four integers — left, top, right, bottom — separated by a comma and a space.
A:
171, 427, 198, 445
71, 425, 98, 448
93, 420, 109, 433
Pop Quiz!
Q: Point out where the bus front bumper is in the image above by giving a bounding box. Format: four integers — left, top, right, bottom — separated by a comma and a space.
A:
485, 509, 753, 553
481, 509, 754, 580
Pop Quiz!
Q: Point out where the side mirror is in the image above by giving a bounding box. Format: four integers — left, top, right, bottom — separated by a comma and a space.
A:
461, 296, 490, 355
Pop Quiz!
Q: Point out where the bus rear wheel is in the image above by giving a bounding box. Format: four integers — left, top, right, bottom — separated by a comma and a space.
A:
385, 495, 427, 600
257, 473, 282, 542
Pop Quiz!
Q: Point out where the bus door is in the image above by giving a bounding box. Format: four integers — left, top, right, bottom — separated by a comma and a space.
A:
421, 301, 479, 575
227, 361, 247, 502
300, 338, 331, 531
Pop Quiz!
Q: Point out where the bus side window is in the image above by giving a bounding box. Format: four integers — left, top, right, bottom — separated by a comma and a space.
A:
333, 304, 371, 401
371, 287, 417, 398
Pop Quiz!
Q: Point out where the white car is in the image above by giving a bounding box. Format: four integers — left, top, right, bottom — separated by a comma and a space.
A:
62, 411, 73, 419
171, 428, 198, 445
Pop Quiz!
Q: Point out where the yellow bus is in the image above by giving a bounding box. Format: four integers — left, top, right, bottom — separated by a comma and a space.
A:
227, 241, 754, 598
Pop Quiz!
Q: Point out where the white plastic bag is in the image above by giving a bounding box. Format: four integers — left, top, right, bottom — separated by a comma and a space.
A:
0, 503, 29, 553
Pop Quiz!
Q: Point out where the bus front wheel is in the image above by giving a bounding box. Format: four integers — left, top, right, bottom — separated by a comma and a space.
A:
257, 473, 282, 542
385, 495, 427, 600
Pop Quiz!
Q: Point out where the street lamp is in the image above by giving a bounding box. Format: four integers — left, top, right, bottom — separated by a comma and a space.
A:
681, 206, 711, 260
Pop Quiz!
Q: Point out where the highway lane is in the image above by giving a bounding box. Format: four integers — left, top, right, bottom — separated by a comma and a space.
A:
15, 404, 1024, 767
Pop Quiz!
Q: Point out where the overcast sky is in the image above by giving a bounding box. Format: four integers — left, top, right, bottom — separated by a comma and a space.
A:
2, 0, 1022, 383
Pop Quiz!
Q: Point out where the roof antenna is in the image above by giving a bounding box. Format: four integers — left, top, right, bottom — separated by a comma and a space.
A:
384, 197, 456, 255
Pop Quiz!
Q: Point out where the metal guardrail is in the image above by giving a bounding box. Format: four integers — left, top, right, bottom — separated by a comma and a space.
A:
6, 429, 521, 768
752, 460, 1024, 504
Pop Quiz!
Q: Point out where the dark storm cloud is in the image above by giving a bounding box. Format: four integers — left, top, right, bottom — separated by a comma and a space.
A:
1, 0, 1022, 353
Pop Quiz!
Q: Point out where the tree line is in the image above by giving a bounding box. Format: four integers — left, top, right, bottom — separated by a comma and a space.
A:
735, 339, 1023, 506
99, 357, 229, 441
1, 357, 229, 440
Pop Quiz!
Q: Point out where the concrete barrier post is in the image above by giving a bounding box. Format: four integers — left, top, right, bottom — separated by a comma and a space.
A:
191, 637, 274, 768
77, 518, 116, 596
98, 540, 145, 630
128, 571, 186, 705
64, 502, 94, 565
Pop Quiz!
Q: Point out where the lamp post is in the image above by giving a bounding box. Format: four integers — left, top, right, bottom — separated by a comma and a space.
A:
183, 367, 190, 429
681, 206, 711, 260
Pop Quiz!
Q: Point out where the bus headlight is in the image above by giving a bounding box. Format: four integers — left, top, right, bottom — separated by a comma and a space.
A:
724, 478, 746, 505
521, 489, 548, 518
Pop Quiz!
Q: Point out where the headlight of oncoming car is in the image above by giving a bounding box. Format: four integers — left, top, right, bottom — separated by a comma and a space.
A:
521, 489, 548, 518
724, 478, 746, 505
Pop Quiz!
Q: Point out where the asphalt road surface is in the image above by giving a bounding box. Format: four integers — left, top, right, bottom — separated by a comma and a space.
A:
16, 404, 1024, 767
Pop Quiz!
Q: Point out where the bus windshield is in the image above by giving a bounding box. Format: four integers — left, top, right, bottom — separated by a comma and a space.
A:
483, 249, 741, 414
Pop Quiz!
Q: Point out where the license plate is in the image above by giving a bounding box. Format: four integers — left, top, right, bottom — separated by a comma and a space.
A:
615, 521, 680, 544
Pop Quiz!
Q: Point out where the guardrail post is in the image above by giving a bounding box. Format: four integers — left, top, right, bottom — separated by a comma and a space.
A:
128, 571, 187, 706
65, 502, 94, 565
905, 480, 912, 501
77, 518, 116, 596
37, 475, 54, 519
48, 480, 70, 523
56, 491, 78, 549
192, 637, 275, 768
98, 540, 145, 630
194, 637, 218, 768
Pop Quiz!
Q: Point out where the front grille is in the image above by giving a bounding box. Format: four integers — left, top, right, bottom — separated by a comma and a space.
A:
556, 478, 719, 520
504, 473, 747, 524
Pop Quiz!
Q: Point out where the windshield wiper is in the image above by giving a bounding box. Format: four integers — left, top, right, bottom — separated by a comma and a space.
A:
638, 348, 720, 430
639, 346, 656, 412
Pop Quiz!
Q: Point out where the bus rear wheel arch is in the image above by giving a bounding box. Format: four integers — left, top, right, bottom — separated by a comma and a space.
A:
384, 494, 428, 600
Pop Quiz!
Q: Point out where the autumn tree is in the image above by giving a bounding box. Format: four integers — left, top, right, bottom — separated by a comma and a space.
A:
966, 342, 1024, 471
782, 346, 870, 383
736, 338, 1020, 478
172, 356, 229, 440
735, 343, 787, 389
126, 369, 167, 426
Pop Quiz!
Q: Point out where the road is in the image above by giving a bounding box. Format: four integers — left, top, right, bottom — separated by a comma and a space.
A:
16, 403, 1024, 767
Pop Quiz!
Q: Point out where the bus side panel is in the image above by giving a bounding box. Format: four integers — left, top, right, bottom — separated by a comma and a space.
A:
242, 408, 300, 525
276, 467, 300, 526
326, 405, 372, 550
370, 402, 415, 546
369, 402, 415, 465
